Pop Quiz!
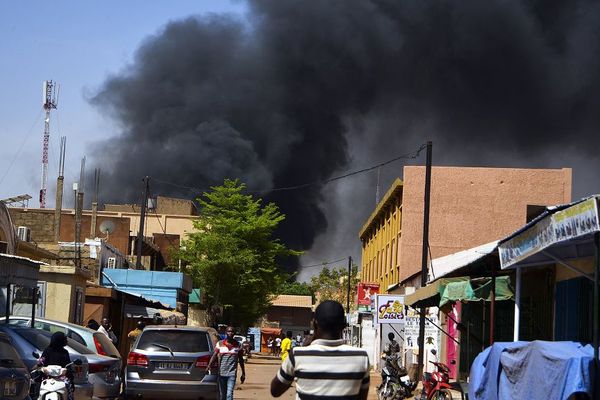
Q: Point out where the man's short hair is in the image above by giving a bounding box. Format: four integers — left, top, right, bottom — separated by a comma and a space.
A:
314, 300, 346, 332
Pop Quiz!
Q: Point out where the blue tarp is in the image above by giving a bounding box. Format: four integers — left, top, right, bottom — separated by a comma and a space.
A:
469, 341, 595, 400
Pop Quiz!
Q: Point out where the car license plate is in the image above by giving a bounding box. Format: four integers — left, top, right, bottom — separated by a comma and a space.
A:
4, 380, 16, 396
157, 362, 188, 370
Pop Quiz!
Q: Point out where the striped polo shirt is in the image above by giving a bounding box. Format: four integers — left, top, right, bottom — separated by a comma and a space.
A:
276, 338, 370, 400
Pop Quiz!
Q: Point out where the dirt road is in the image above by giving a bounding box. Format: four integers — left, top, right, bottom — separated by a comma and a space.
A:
232, 356, 382, 400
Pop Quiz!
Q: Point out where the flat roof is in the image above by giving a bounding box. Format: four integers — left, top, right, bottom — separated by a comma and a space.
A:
271, 294, 313, 308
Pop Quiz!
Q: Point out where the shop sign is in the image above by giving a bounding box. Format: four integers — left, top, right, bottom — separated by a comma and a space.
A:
499, 197, 600, 269
375, 295, 405, 324
357, 282, 379, 312
403, 307, 439, 350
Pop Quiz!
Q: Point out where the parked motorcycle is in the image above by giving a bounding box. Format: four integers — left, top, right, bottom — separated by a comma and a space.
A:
31, 359, 82, 400
419, 361, 454, 400
377, 354, 417, 400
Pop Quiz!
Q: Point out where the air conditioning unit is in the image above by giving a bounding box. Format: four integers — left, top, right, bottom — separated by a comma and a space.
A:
17, 226, 30, 242
107, 257, 117, 269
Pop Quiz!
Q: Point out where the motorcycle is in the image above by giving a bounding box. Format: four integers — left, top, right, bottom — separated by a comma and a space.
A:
377, 354, 417, 400
31, 358, 82, 400
419, 361, 454, 400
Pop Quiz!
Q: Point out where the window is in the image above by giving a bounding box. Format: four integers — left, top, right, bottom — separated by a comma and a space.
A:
136, 330, 210, 352
67, 330, 86, 346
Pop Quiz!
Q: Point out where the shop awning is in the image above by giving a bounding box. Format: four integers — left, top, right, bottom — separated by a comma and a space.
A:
428, 241, 499, 282
0, 253, 43, 287
405, 276, 514, 308
499, 196, 600, 271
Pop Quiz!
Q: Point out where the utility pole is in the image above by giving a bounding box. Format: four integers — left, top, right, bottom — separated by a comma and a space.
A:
75, 157, 85, 268
417, 141, 433, 380
54, 137, 66, 242
346, 256, 352, 315
40, 81, 58, 208
135, 176, 150, 269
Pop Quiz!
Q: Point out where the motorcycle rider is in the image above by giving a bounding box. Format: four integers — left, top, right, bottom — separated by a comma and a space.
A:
39, 331, 75, 400
384, 332, 400, 356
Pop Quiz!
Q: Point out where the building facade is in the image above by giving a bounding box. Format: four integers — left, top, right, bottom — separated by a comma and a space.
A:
360, 167, 573, 292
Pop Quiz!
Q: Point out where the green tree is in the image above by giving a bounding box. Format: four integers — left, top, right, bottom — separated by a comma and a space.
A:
180, 179, 300, 328
278, 280, 315, 300
309, 264, 360, 310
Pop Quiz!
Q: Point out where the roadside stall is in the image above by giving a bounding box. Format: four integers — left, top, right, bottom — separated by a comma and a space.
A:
496, 195, 600, 400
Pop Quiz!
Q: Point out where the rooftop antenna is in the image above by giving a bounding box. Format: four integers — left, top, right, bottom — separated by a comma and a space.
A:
39, 80, 59, 208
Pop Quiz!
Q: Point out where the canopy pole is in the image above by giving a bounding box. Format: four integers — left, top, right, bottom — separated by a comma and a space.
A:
593, 232, 600, 368
490, 264, 496, 346
513, 266, 521, 341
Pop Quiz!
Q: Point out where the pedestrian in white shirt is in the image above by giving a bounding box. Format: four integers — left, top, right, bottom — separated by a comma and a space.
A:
98, 317, 118, 344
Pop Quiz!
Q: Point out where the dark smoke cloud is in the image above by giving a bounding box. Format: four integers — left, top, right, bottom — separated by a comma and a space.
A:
91, 0, 600, 265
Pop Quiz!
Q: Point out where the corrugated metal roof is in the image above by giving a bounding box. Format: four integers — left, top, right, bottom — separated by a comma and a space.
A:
271, 294, 313, 308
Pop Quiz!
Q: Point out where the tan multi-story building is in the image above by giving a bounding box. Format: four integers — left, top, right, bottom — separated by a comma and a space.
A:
359, 167, 572, 292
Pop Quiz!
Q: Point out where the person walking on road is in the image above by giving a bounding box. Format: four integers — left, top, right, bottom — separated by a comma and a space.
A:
270, 300, 370, 400
268, 337, 274, 355
275, 336, 282, 356
280, 332, 293, 361
207, 326, 246, 400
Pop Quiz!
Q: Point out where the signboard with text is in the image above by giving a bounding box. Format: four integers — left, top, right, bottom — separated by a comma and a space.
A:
403, 307, 439, 350
375, 295, 405, 324
499, 197, 600, 268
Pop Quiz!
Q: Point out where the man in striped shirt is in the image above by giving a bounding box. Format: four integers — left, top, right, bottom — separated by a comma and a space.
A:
270, 300, 370, 400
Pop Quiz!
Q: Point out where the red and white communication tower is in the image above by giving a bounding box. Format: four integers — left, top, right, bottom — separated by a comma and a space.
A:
40, 80, 59, 208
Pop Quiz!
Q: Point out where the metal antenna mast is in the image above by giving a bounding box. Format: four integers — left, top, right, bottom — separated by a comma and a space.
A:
40, 80, 59, 208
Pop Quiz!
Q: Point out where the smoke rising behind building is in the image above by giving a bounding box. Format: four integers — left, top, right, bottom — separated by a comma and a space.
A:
90, 0, 600, 276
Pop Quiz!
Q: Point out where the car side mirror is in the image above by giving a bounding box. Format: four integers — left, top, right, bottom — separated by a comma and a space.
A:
32, 352, 40, 359
74, 359, 83, 366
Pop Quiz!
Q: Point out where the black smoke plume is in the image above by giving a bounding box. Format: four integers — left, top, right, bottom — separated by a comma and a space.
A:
91, 0, 600, 265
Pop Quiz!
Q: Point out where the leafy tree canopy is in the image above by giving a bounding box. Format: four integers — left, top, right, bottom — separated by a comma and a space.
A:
180, 179, 300, 328
278, 280, 315, 300
309, 264, 360, 309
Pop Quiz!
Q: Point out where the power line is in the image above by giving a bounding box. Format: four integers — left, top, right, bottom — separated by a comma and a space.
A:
0, 109, 43, 186
299, 257, 347, 269
152, 143, 427, 196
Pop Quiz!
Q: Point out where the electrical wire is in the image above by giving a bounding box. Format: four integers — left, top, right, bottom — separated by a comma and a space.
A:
0, 109, 43, 186
299, 257, 347, 269
151, 143, 427, 196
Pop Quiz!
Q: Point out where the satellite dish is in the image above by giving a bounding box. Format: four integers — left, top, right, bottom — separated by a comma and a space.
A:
98, 220, 116, 237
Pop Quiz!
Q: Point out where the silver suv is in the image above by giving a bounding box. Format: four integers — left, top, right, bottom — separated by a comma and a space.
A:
125, 325, 218, 399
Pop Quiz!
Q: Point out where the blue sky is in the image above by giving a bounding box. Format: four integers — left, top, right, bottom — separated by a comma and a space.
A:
0, 1, 246, 203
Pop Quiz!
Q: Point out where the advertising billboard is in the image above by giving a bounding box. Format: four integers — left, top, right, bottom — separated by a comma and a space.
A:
357, 282, 380, 312
375, 294, 405, 324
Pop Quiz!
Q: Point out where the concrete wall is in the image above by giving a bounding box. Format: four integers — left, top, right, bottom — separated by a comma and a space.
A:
398, 166, 572, 283
9, 209, 130, 255
187, 305, 208, 327
39, 265, 89, 323
265, 306, 312, 336
10, 209, 56, 243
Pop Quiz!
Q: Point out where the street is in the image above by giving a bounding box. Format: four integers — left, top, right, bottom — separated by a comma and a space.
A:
236, 356, 381, 400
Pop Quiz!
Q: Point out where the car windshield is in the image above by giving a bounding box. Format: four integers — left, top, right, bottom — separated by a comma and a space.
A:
15, 328, 94, 354
137, 330, 209, 353
0, 337, 25, 368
